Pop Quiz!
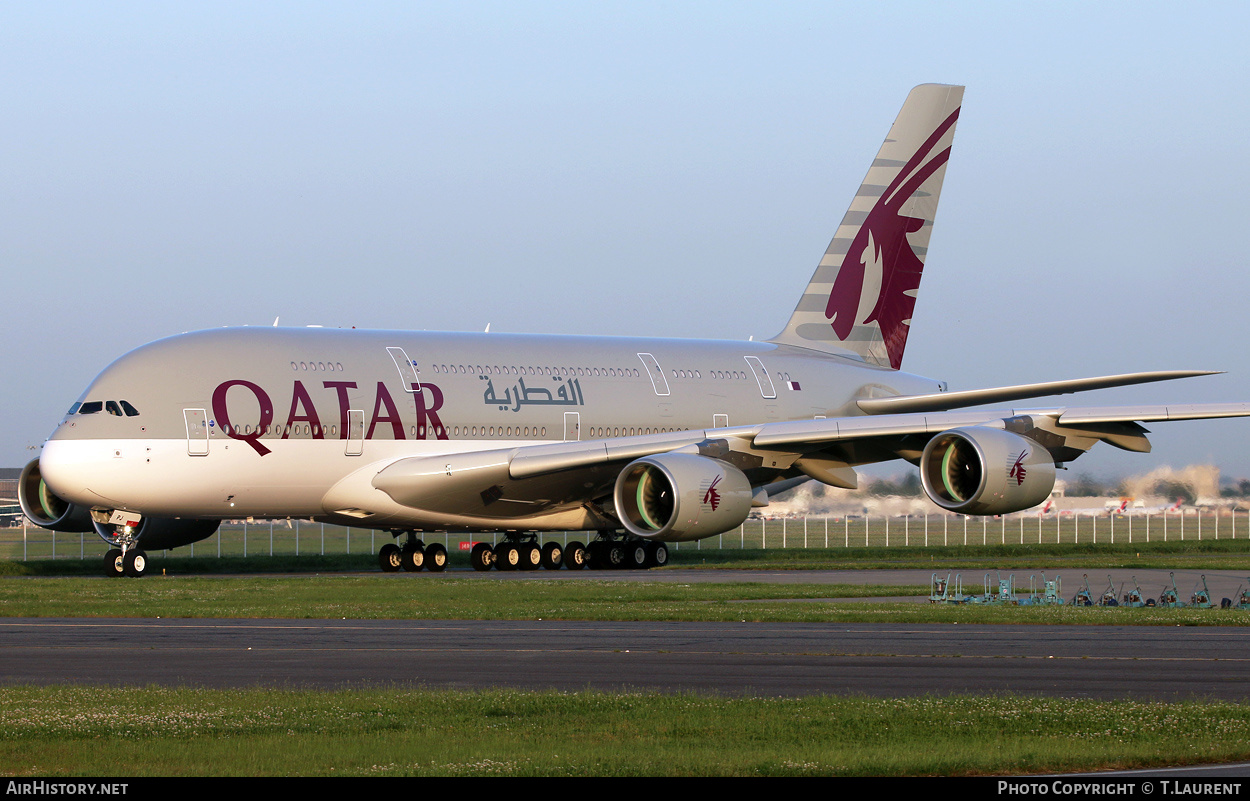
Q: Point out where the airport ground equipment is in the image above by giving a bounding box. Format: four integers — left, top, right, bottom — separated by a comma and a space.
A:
930, 572, 970, 604
1096, 575, 1119, 606
1222, 579, 1250, 610
1158, 572, 1186, 608
967, 572, 1018, 605
1121, 576, 1153, 607
1022, 573, 1064, 606
1189, 575, 1214, 608
1072, 574, 1095, 606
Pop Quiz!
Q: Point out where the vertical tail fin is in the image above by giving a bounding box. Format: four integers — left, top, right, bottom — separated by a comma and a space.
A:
770, 84, 963, 370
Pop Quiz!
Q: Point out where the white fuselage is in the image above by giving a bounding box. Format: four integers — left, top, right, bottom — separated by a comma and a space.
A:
40, 326, 942, 531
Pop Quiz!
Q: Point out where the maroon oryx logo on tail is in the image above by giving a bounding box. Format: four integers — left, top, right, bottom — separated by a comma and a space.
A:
825, 108, 959, 370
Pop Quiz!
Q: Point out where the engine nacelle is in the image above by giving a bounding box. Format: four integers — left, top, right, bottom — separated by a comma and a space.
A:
613, 453, 752, 542
920, 427, 1056, 515
18, 458, 92, 532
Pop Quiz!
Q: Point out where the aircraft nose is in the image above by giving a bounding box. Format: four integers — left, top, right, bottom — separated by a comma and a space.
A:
38, 438, 115, 507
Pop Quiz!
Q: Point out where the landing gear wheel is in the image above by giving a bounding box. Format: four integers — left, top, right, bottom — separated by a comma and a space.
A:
648, 542, 669, 568
587, 541, 606, 570
605, 542, 626, 570
496, 543, 521, 571
123, 549, 147, 578
104, 549, 124, 578
401, 547, 425, 572
378, 543, 403, 572
425, 543, 448, 573
470, 542, 495, 572
540, 542, 563, 570
564, 542, 587, 570
626, 542, 649, 570
519, 543, 542, 571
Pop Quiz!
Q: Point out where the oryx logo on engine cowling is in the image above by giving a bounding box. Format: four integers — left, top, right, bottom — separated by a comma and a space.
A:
702, 475, 722, 511
1008, 450, 1028, 486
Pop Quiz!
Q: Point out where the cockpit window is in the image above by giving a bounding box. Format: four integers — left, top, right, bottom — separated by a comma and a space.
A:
75, 400, 138, 416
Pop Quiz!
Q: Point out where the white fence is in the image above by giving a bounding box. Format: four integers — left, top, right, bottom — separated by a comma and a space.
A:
3, 510, 1246, 561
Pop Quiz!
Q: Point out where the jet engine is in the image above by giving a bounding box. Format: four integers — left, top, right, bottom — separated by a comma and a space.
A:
920, 427, 1056, 515
613, 453, 752, 542
18, 458, 92, 532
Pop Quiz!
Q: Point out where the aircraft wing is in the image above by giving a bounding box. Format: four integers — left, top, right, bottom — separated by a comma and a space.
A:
749, 403, 1250, 448
853, 370, 1218, 415
365, 400, 1250, 533
503, 401, 1250, 478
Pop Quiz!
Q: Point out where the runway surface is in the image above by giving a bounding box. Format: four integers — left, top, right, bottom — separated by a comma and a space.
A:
4, 567, 1249, 699
5, 616, 1250, 700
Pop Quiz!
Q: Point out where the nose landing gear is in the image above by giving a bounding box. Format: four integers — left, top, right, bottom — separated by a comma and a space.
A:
93, 511, 147, 578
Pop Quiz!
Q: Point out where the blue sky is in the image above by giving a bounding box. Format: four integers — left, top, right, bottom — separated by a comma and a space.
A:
4, 2, 1250, 479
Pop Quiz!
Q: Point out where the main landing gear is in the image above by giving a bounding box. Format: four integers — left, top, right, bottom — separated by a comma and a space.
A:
376, 531, 669, 574
470, 534, 565, 572
377, 532, 447, 573
466, 532, 668, 573
582, 535, 669, 571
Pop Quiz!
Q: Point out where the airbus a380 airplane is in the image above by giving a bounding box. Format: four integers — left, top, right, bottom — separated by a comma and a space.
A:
20, 84, 1250, 577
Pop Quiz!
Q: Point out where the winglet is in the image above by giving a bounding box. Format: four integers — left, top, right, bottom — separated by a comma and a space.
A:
770, 84, 964, 370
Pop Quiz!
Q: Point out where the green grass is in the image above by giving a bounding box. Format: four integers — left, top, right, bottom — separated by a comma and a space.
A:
2, 687, 1248, 776
1, 574, 1248, 625
0, 575, 925, 620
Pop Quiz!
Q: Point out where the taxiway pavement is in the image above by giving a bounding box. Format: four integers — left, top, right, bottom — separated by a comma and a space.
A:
4, 616, 1248, 700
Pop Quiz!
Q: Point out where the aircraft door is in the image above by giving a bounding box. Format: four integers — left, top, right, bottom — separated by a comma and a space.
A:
184, 409, 209, 456
345, 409, 364, 456
564, 412, 580, 442
744, 356, 777, 399
386, 347, 420, 392
637, 353, 670, 396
